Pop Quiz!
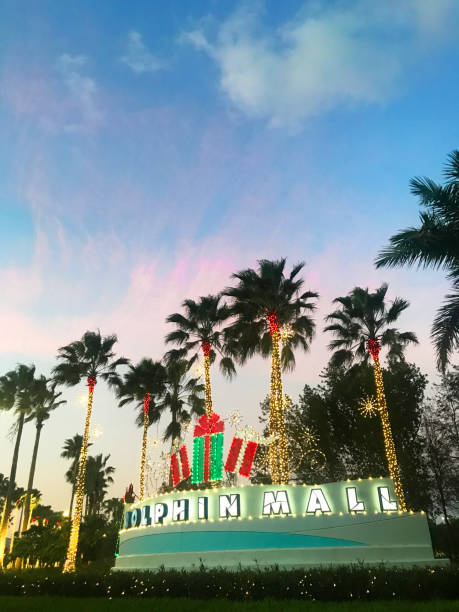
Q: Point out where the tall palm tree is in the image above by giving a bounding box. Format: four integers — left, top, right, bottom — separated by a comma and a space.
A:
115, 359, 166, 501
376, 150, 459, 371
324, 283, 418, 511
52, 330, 128, 573
223, 259, 318, 485
61, 434, 91, 520
165, 295, 235, 419
84, 454, 115, 516
158, 359, 205, 451
21, 379, 65, 532
0, 364, 36, 567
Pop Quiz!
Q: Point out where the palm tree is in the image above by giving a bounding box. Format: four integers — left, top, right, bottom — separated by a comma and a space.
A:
61, 434, 91, 520
115, 359, 166, 501
165, 295, 235, 419
324, 283, 418, 511
84, 454, 115, 516
21, 379, 65, 532
158, 359, 205, 452
376, 150, 459, 371
52, 330, 128, 573
223, 259, 318, 485
0, 364, 37, 567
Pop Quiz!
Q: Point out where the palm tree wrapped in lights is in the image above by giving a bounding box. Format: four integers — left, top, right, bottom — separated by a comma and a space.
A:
223, 259, 318, 485
165, 295, 235, 419
53, 331, 128, 573
114, 359, 166, 501
324, 283, 418, 511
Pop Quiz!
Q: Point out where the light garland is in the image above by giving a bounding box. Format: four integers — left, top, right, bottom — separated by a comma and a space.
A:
63, 376, 96, 573
201, 342, 213, 418
267, 312, 289, 485
139, 393, 150, 502
367, 339, 406, 512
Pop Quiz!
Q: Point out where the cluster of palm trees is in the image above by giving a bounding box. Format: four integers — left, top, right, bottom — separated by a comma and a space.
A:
1, 150, 457, 571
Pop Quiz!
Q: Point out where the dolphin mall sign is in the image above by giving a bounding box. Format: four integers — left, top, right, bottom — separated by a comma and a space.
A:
114, 478, 444, 570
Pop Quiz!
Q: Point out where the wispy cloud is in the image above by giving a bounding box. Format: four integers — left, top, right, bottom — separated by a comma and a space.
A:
121, 31, 164, 74
55, 53, 102, 129
183, 0, 459, 128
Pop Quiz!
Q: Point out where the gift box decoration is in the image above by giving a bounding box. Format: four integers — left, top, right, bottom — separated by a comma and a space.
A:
170, 444, 191, 487
224, 436, 259, 478
192, 413, 224, 484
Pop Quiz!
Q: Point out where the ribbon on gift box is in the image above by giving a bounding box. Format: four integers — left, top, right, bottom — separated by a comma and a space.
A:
170, 444, 191, 487
192, 413, 224, 483
225, 436, 259, 478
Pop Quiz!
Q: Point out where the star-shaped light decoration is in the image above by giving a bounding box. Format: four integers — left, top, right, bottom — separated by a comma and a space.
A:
227, 409, 242, 428
89, 424, 103, 441
149, 437, 161, 450
358, 395, 379, 418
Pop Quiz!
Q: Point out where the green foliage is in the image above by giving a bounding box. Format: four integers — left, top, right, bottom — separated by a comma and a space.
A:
376, 150, 459, 370
324, 283, 417, 367
52, 330, 129, 387
0, 566, 458, 601
223, 258, 318, 370
165, 294, 236, 377
253, 361, 430, 511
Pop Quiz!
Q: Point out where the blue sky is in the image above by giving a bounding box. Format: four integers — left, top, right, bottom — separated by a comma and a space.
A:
1, 0, 458, 511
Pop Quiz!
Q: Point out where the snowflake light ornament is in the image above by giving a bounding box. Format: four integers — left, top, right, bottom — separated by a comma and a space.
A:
358, 395, 379, 418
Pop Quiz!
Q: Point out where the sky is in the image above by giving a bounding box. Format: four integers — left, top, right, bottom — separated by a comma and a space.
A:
0, 0, 458, 513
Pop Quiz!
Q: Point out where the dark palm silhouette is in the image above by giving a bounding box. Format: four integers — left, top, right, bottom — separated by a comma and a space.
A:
376, 150, 459, 371
0, 364, 36, 566
84, 454, 115, 516
324, 283, 418, 511
166, 295, 235, 418
22, 379, 65, 532
61, 434, 91, 520
223, 259, 318, 484
158, 359, 205, 450
53, 330, 128, 573
115, 358, 166, 501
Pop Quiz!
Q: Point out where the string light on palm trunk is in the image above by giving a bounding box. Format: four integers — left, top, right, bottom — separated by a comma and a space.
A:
367, 339, 406, 512
139, 393, 150, 502
267, 312, 289, 485
201, 341, 213, 418
63, 376, 96, 573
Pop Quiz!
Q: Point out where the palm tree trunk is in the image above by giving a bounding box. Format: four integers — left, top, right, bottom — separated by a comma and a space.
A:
139, 393, 150, 502
268, 314, 289, 485
22, 422, 43, 533
68, 484, 75, 520
370, 349, 406, 511
63, 377, 96, 573
202, 342, 213, 418
0, 411, 26, 568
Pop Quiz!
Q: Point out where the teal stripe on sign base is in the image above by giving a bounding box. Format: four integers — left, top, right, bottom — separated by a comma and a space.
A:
120, 531, 365, 556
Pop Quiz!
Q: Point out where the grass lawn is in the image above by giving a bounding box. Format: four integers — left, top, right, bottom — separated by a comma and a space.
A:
0, 598, 459, 611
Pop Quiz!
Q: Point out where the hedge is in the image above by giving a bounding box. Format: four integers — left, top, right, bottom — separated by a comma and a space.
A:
0, 565, 458, 601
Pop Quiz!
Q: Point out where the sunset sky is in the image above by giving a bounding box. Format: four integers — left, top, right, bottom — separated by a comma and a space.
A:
1, 0, 458, 512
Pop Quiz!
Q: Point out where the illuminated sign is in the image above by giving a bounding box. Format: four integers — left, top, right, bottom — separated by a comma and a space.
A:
122, 479, 401, 531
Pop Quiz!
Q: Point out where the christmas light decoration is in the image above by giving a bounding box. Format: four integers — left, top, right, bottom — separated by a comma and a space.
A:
170, 444, 191, 487
8, 508, 17, 554
201, 342, 213, 418
280, 324, 294, 343
367, 339, 406, 512
267, 312, 289, 485
227, 409, 242, 428
358, 395, 378, 418
62, 376, 96, 573
139, 393, 150, 502
191, 413, 224, 484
